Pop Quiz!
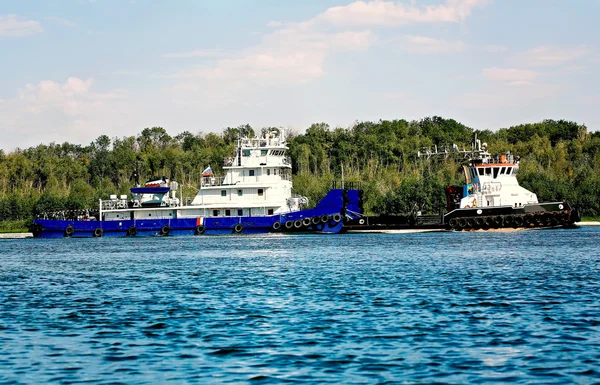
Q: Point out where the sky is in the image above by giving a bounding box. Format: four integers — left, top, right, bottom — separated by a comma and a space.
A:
1, 0, 599, 150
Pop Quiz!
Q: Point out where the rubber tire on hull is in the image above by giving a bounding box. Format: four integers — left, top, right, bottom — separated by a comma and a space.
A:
493, 216, 503, 228
195, 225, 206, 235
160, 225, 170, 236
320, 215, 329, 224
504, 215, 514, 227
233, 223, 243, 234
272, 222, 281, 231
448, 218, 459, 230
93, 227, 103, 237
127, 226, 137, 237
294, 220, 302, 229
514, 216, 524, 227
285, 220, 294, 230
311, 216, 320, 225
302, 217, 312, 227
65, 225, 75, 237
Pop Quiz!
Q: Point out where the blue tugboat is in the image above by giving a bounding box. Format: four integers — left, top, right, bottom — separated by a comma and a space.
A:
32, 130, 363, 238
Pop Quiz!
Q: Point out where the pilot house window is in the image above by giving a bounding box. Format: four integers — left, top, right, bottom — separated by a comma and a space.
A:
258, 189, 264, 196
493, 167, 500, 179
249, 170, 255, 177
243, 149, 251, 157
221, 190, 226, 197
261, 150, 268, 156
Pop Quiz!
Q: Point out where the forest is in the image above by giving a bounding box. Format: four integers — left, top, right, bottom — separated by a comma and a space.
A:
0, 117, 598, 232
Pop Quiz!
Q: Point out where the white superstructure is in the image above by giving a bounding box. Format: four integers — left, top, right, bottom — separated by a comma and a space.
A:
459, 141, 538, 209
100, 130, 307, 221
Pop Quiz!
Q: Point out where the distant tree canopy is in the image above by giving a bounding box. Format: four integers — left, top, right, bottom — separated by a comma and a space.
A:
0, 118, 598, 226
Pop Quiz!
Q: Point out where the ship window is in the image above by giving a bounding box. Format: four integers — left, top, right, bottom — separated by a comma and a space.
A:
225, 209, 231, 216
258, 189, 264, 196
478, 168, 484, 176
512, 168, 518, 175
261, 149, 268, 156
238, 209, 243, 216
267, 169, 270, 176
249, 170, 255, 177
506, 167, 512, 175
493, 167, 500, 179
500, 166, 506, 175
485, 167, 491, 175
238, 189, 243, 196
268, 209, 274, 215
213, 209, 220, 217
221, 190, 226, 197
148, 213, 151, 216
274, 169, 277, 175
243, 149, 251, 157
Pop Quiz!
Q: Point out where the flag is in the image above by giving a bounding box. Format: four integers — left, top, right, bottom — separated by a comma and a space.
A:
202, 166, 213, 177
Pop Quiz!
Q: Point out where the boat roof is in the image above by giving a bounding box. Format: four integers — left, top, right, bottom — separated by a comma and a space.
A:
130, 187, 170, 194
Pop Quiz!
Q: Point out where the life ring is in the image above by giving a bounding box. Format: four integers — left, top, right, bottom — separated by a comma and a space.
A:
320, 214, 329, 224
285, 220, 294, 230
195, 225, 206, 235
311, 216, 320, 225
293, 220, 303, 229
65, 225, 75, 237
358, 218, 365, 225
127, 226, 137, 237
302, 217, 312, 227
160, 225, 170, 236
233, 223, 243, 233
332, 213, 342, 223
272, 221, 281, 231
93, 227, 103, 237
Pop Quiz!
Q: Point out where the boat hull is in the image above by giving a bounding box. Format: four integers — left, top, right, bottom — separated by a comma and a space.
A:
443, 201, 580, 231
32, 188, 358, 238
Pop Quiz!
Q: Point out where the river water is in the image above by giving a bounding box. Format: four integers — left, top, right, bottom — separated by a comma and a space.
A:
1, 227, 599, 384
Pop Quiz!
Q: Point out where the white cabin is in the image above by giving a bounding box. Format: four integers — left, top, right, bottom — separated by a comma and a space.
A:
460, 143, 537, 209
100, 130, 306, 220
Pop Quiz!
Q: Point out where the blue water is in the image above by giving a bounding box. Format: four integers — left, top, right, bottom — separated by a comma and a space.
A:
1, 227, 599, 384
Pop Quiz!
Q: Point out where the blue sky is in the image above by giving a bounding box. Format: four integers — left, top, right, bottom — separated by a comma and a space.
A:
1, 0, 598, 150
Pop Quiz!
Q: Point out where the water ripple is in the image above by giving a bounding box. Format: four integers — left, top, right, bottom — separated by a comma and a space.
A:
1, 228, 599, 383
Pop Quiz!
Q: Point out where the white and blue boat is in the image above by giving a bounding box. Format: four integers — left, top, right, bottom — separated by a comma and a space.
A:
32, 130, 363, 238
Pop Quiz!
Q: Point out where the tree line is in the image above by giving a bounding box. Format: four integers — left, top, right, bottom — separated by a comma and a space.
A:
0, 117, 598, 231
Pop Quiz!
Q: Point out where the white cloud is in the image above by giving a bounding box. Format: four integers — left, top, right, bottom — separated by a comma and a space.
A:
166, 29, 374, 85
517, 46, 591, 67
0, 77, 139, 149
398, 35, 467, 54
161, 49, 227, 59
315, 0, 489, 27
44, 16, 76, 27
0, 14, 42, 37
455, 82, 561, 109
483, 67, 538, 86
484, 44, 508, 53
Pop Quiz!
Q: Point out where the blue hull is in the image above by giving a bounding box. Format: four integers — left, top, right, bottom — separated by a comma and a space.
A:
33, 189, 360, 238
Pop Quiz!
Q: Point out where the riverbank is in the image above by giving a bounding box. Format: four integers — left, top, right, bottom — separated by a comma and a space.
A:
0, 233, 31, 239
